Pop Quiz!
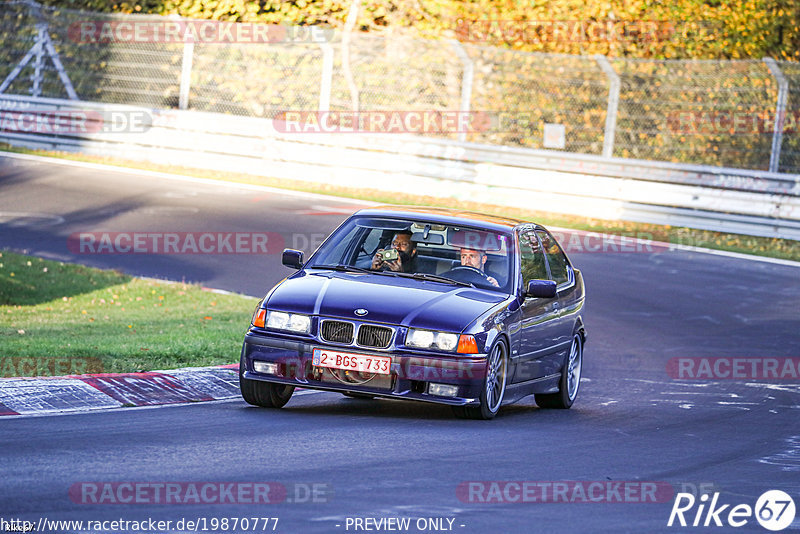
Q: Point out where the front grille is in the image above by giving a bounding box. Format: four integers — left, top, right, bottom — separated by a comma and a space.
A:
357, 324, 393, 348
321, 320, 354, 344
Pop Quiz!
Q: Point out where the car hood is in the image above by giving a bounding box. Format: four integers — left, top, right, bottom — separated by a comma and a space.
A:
266, 271, 507, 332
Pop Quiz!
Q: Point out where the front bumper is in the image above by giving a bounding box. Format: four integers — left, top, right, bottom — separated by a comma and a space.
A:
242, 331, 488, 406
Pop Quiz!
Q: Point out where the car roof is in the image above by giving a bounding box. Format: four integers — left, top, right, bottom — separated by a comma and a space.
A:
353, 205, 530, 233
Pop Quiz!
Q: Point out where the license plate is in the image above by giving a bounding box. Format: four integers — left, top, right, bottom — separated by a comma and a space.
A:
312, 348, 391, 375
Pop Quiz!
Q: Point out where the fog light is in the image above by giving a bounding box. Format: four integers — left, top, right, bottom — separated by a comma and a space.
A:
428, 383, 459, 397
253, 361, 278, 375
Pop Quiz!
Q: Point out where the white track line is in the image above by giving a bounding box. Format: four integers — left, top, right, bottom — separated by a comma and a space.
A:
1, 390, 328, 419
0, 151, 377, 205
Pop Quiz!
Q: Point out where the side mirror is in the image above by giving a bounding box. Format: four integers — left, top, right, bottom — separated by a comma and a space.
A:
281, 248, 304, 269
525, 279, 557, 298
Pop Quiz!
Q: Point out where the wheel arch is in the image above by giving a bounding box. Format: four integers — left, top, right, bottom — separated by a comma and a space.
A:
482, 327, 511, 354
573, 316, 587, 344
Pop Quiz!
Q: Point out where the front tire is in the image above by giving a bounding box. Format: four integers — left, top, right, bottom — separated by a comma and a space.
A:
452, 339, 508, 420
239, 349, 294, 408
535, 333, 583, 409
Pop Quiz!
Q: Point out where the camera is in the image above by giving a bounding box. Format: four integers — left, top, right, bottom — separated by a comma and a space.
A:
379, 248, 399, 261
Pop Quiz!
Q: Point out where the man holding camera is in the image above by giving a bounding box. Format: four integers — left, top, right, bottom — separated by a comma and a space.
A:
371, 230, 418, 273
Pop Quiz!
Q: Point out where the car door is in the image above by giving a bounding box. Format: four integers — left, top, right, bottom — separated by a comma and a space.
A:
536, 228, 579, 365
511, 228, 562, 384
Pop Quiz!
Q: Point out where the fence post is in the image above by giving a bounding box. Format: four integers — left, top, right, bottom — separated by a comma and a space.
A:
341, 0, 360, 112
449, 39, 473, 143
764, 58, 788, 173
178, 16, 193, 110
595, 55, 620, 159
42, 25, 78, 100
318, 43, 334, 112
30, 24, 46, 97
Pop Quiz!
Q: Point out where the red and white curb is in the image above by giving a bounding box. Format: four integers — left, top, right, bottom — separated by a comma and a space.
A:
0, 364, 241, 416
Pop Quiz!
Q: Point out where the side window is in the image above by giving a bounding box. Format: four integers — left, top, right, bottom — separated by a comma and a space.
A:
353, 228, 384, 267
361, 228, 382, 256
313, 225, 358, 265
518, 230, 548, 286
536, 230, 570, 286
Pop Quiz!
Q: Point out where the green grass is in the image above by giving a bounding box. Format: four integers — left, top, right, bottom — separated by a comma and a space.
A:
0, 251, 257, 377
2, 144, 799, 261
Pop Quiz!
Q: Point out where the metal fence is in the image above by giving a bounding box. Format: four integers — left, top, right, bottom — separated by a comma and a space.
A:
1, 0, 799, 174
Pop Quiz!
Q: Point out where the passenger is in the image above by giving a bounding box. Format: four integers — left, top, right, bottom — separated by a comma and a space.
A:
459, 247, 499, 287
371, 231, 418, 273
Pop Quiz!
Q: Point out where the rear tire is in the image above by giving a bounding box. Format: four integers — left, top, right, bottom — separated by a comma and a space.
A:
535, 333, 582, 409
239, 349, 294, 408
452, 339, 508, 420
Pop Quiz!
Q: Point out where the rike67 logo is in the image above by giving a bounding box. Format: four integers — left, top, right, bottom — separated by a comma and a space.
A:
668, 490, 796, 531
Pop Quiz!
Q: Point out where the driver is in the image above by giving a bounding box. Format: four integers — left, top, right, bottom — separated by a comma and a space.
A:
371, 231, 418, 273
460, 248, 499, 287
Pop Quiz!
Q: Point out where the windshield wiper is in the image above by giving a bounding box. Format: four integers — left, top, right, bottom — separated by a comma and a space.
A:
394, 272, 473, 287
311, 264, 406, 278
311, 264, 373, 274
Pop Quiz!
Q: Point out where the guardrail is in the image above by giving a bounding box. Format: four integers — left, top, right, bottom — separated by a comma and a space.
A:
2, 94, 799, 240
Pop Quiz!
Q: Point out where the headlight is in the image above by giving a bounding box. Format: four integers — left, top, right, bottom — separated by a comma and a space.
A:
266, 310, 311, 334
406, 328, 460, 351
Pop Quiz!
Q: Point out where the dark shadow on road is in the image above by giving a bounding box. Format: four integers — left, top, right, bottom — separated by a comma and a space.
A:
0, 195, 220, 300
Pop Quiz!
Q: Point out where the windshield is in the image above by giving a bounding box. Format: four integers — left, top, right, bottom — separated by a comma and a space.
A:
306, 216, 513, 293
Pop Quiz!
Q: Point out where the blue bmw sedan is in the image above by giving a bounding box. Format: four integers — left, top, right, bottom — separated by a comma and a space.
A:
240, 206, 586, 419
